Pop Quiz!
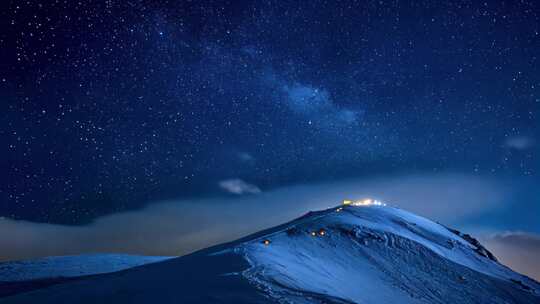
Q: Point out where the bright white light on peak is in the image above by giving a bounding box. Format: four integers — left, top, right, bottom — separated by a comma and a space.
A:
342, 198, 386, 207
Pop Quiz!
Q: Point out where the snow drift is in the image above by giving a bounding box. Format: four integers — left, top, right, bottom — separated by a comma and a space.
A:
1, 204, 539, 303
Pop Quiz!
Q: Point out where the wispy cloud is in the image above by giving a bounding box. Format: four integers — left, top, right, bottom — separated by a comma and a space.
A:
504, 135, 535, 150
482, 231, 540, 281
237, 152, 255, 163
218, 179, 261, 195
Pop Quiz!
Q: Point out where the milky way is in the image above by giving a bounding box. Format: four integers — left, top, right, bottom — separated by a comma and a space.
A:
1, 1, 539, 230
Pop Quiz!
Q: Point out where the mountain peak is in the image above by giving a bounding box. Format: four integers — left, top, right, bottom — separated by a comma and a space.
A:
236, 202, 540, 303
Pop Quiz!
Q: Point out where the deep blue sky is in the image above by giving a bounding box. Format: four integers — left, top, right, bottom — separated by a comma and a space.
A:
1, 0, 539, 229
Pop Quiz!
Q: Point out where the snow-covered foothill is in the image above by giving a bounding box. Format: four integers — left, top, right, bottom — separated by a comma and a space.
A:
0, 254, 172, 282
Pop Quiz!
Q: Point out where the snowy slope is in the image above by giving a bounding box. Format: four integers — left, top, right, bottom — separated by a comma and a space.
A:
0, 254, 172, 282
240, 205, 540, 303
1, 204, 539, 304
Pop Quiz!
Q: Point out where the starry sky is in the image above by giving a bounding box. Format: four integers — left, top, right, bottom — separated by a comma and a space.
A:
1, 0, 539, 276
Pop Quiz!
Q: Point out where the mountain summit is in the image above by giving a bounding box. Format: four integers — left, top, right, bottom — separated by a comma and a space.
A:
2, 202, 539, 304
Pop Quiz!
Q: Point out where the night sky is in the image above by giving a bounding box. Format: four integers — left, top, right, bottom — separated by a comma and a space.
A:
1, 0, 539, 276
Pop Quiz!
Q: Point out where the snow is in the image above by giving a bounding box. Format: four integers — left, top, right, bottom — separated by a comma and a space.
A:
238, 205, 540, 303
316, 206, 529, 282
0, 254, 172, 282
1, 204, 539, 303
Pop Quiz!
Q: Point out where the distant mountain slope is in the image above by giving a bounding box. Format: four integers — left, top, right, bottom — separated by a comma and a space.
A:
1, 204, 539, 304
0, 254, 172, 282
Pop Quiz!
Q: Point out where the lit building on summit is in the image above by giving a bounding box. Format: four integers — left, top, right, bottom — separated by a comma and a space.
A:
342, 198, 386, 207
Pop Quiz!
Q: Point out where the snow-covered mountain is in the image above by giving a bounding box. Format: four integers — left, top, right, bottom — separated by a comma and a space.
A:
1, 203, 539, 303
